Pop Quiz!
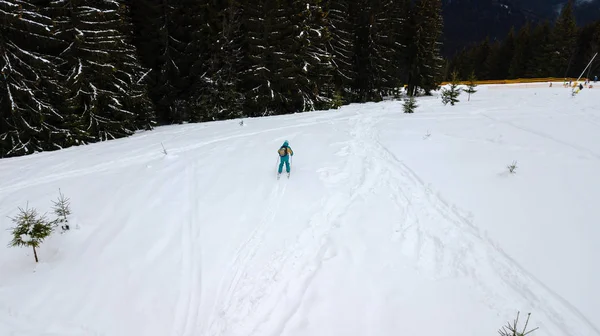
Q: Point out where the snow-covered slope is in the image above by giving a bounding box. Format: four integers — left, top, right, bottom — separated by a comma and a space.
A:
1, 83, 599, 336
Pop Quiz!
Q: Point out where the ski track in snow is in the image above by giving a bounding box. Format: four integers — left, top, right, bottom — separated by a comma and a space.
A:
204, 181, 289, 335
183, 106, 599, 336
199, 105, 599, 336
201, 110, 383, 336
480, 112, 600, 161
2, 87, 599, 336
355, 111, 600, 336
0, 116, 349, 196
174, 161, 202, 336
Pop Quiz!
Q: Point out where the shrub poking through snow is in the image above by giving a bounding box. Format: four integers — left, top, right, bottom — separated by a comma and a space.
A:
8, 204, 54, 263
403, 96, 418, 113
52, 189, 72, 232
508, 160, 518, 174
498, 311, 539, 336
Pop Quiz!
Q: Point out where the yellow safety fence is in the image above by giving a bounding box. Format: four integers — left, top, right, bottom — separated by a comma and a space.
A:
440, 77, 588, 85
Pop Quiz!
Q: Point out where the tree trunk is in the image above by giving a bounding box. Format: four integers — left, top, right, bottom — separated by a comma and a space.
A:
33, 246, 38, 263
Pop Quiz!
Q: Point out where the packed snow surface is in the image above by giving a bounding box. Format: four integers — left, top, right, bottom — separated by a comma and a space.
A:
1, 83, 599, 336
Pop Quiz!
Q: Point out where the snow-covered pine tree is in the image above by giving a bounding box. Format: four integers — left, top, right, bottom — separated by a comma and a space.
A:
52, 188, 72, 231
49, 0, 155, 142
293, 0, 334, 111
117, 2, 156, 131
389, 0, 411, 90
0, 0, 68, 158
403, 95, 417, 113
169, 0, 217, 122
406, 0, 444, 96
441, 70, 461, 106
323, 0, 355, 105
351, 0, 384, 102
191, 0, 245, 121
240, 0, 280, 116
351, 0, 404, 102
9, 204, 54, 263
268, 0, 304, 114
128, 0, 188, 123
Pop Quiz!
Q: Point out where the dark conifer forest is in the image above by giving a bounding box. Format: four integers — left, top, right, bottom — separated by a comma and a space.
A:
447, 0, 600, 81
2, 0, 598, 159
0, 0, 444, 158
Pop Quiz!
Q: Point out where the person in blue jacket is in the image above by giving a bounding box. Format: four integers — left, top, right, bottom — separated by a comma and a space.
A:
277, 140, 294, 176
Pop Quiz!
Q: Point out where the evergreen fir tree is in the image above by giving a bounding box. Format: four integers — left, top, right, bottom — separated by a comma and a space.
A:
240, 0, 285, 116
406, 0, 444, 96
441, 70, 461, 106
526, 21, 553, 78
392, 0, 413, 87
50, 0, 155, 143
551, 0, 578, 77
571, 22, 599, 80
403, 96, 417, 113
52, 189, 72, 231
191, 0, 244, 121
294, 0, 334, 111
9, 204, 54, 263
175, 0, 218, 122
128, 0, 190, 123
447, 47, 471, 80
473, 37, 492, 79
323, 0, 355, 104
240, 0, 334, 115
0, 0, 67, 158
350, 0, 377, 101
484, 41, 503, 80
497, 27, 516, 79
465, 71, 477, 101
509, 23, 532, 79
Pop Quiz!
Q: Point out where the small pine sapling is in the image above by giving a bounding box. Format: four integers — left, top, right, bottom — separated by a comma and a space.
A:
498, 311, 539, 336
52, 189, 72, 232
403, 96, 418, 113
9, 204, 54, 263
331, 91, 344, 109
465, 71, 477, 101
441, 71, 462, 106
508, 160, 518, 174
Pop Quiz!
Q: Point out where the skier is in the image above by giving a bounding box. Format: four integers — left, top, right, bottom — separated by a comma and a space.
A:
277, 140, 294, 178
